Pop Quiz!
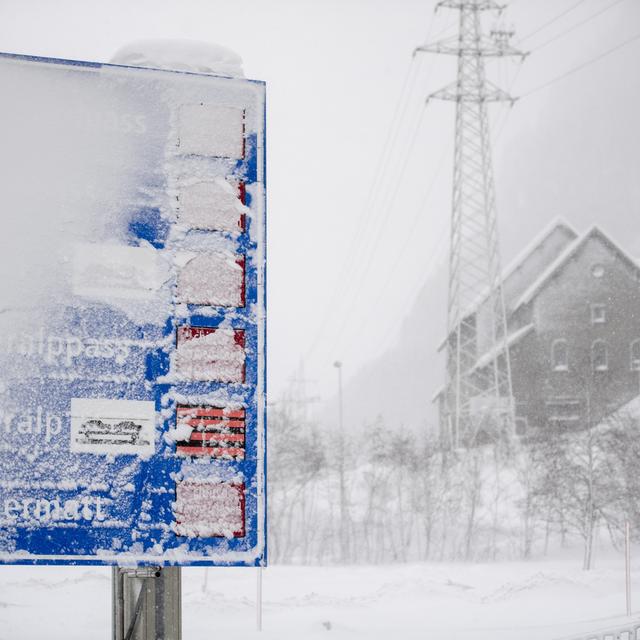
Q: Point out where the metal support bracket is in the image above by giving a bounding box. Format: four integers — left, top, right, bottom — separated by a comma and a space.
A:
113, 566, 181, 640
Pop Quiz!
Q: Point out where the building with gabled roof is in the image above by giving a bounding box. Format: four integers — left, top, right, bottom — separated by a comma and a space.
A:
435, 220, 640, 443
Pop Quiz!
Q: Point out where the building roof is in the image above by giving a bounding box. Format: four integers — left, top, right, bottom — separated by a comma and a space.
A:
500, 216, 578, 285
437, 218, 578, 352
472, 323, 535, 372
513, 225, 640, 310
432, 323, 534, 401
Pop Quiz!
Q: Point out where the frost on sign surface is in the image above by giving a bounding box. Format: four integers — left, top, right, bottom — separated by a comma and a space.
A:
178, 179, 246, 233
0, 52, 265, 566
177, 252, 245, 306
73, 244, 168, 301
174, 481, 245, 538
178, 104, 245, 159
176, 327, 246, 382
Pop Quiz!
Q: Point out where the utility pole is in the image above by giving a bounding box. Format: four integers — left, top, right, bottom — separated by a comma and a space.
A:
333, 360, 348, 564
416, 0, 525, 447
287, 359, 320, 426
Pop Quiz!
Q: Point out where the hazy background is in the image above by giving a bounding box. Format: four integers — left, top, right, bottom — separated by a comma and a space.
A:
0, 0, 638, 432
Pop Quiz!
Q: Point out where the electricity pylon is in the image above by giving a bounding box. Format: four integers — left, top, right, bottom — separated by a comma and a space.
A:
416, 0, 525, 447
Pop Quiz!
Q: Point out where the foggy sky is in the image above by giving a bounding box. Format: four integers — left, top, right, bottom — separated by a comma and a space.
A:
0, 0, 638, 408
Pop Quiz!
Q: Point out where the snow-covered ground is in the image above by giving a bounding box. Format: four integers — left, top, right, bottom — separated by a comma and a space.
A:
1, 551, 639, 639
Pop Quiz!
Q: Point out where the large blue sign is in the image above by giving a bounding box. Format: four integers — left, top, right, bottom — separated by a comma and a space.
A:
0, 52, 266, 566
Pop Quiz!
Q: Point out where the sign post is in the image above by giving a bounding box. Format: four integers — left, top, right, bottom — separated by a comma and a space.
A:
626, 520, 632, 617
112, 566, 181, 640
0, 51, 267, 632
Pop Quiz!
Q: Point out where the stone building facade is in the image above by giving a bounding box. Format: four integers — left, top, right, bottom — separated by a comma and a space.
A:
436, 220, 640, 441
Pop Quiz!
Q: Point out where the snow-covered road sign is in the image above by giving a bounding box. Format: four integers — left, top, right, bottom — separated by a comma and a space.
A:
0, 52, 266, 566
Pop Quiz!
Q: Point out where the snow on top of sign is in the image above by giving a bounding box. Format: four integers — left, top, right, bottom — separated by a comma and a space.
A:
110, 39, 245, 78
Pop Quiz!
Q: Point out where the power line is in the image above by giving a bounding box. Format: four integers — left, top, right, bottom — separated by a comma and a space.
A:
520, 0, 589, 42
326, 20, 458, 361
350, 105, 428, 292
306, 88, 426, 360
531, 0, 628, 52
302, 12, 445, 362
339, 98, 428, 303
337, 56, 423, 274
335, 144, 449, 357
522, 30, 640, 97
366, 217, 450, 360
493, 0, 628, 138
301, 55, 422, 360
491, 60, 525, 142
329, 104, 429, 354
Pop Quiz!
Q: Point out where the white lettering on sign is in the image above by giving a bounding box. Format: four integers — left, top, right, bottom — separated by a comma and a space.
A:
2, 495, 108, 524
70, 398, 155, 456
177, 178, 246, 233
0, 328, 135, 367
0, 406, 62, 443
73, 243, 169, 301
177, 104, 245, 159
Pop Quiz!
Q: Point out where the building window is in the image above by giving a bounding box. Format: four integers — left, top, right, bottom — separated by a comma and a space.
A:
551, 339, 568, 371
592, 340, 608, 372
590, 304, 606, 324
631, 341, 640, 371
591, 264, 605, 278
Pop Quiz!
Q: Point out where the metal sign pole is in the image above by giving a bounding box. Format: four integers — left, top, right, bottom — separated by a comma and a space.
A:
257, 566, 263, 631
113, 566, 181, 640
626, 521, 632, 617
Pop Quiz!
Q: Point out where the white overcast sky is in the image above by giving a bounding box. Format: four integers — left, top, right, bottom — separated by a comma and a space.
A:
0, 0, 638, 403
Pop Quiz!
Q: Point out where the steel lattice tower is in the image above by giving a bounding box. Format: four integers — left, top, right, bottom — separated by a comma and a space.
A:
416, 0, 524, 447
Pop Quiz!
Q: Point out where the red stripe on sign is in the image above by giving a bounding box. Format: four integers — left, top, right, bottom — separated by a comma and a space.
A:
189, 432, 245, 443
237, 256, 246, 307
176, 446, 245, 458
177, 326, 245, 344
177, 326, 215, 342
179, 419, 245, 429
175, 404, 247, 459
176, 407, 245, 419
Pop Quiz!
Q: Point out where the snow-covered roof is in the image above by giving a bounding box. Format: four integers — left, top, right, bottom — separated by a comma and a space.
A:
431, 384, 445, 403
432, 323, 534, 401
603, 394, 640, 425
513, 225, 640, 310
500, 217, 577, 283
472, 323, 535, 372
437, 218, 577, 352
